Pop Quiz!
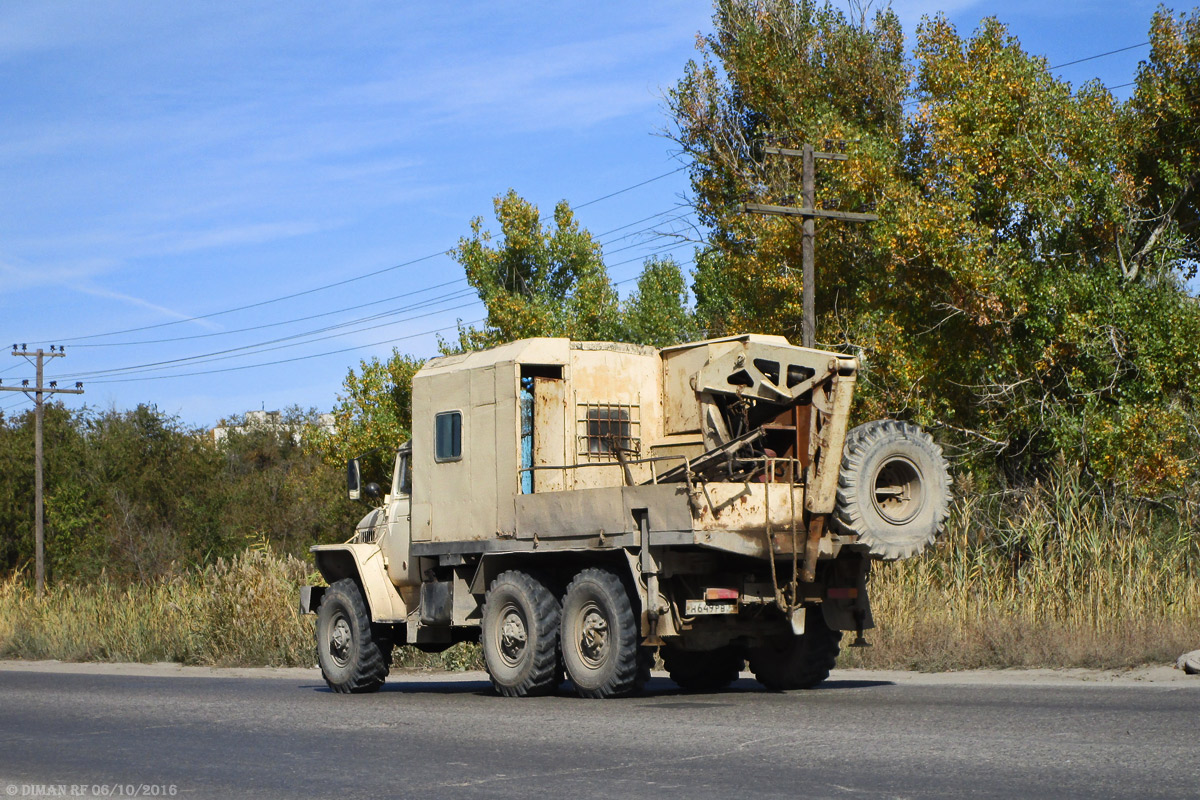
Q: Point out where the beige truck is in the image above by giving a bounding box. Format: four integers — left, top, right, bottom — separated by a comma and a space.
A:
301, 335, 950, 698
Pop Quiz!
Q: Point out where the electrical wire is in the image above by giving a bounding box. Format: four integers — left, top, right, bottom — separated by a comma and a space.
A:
573, 167, 687, 209
58, 215, 699, 380
46, 166, 689, 346
51, 251, 446, 344
900, 40, 1151, 110
1050, 42, 1149, 70
62, 229, 697, 380
79, 241, 699, 385
70, 276, 469, 348
64, 207, 699, 351
61, 294, 482, 380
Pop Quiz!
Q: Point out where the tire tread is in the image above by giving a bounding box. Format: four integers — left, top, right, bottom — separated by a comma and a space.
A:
317, 578, 390, 694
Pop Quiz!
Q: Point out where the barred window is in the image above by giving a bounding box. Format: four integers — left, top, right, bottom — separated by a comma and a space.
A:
577, 402, 640, 459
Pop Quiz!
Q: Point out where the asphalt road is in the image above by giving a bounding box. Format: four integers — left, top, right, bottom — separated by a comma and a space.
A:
0, 663, 1197, 800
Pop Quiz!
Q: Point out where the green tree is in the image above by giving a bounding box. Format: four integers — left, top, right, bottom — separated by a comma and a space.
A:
619, 255, 698, 347
311, 350, 424, 481
669, 0, 1200, 491
218, 407, 359, 556
447, 189, 622, 351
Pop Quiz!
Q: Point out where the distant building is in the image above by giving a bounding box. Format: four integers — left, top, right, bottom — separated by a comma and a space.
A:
210, 410, 334, 444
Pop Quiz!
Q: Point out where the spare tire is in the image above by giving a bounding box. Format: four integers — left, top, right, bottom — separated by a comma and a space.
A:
833, 420, 951, 560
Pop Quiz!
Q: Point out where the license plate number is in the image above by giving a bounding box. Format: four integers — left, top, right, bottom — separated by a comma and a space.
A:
685, 599, 738, 615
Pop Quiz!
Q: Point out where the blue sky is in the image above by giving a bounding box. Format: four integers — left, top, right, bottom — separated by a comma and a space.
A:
0, 0, 1172, 427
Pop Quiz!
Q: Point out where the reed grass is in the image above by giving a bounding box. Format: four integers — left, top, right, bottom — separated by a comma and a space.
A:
842, 467, 1200, 669
1, 467, 1196, 671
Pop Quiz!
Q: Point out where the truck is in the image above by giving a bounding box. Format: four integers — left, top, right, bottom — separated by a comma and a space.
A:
300, 334, 951, 698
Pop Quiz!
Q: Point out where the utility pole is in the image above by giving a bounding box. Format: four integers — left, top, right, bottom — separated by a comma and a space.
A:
0, 345, 84, 598
743, 142, 878, 348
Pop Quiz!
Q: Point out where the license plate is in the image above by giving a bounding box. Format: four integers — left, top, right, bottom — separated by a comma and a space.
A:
685, 599, 738, 615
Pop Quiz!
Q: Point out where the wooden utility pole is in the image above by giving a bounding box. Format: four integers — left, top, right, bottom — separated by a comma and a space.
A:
0, 345, 84, 598
743, 143, 878, 348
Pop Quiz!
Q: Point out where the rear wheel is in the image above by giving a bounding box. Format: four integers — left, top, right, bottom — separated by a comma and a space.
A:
662, 645, 744, 692
560, 568, 645, 698
480, 570, 561, 697
316, 578, 390, 694
747, 608, 842, 690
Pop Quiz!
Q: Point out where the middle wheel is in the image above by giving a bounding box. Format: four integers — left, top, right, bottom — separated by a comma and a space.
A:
560, 567, 644, 699
480, 570, 561, 697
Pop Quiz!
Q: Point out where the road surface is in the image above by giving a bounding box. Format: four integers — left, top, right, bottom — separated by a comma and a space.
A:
0, 661, 1196, 799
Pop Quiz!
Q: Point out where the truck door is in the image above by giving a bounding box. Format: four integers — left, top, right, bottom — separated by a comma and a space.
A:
520, 365, 566, 493
383, 447, 420, 587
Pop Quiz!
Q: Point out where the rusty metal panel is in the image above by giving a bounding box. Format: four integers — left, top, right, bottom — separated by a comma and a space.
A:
568, 346, 660, 489
533, 376, 568, 492
805, 363, 857, 514
692, 482, 806, 534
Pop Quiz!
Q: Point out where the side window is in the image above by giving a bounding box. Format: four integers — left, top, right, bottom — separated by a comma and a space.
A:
395, 453, 412, 495
435, 411, 462, 462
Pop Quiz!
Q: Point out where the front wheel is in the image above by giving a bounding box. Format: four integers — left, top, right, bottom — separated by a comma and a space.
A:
560, 568, 645, 699
315, 578, 390, 693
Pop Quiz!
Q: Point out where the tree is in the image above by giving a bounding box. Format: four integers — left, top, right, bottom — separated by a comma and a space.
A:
669, 0, 1200, 491
619, 255, 698, 347
448, 189, 622, 351
310, 350, 424, 482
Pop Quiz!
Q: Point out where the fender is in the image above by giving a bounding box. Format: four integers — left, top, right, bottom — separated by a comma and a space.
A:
307, 543, 408, 623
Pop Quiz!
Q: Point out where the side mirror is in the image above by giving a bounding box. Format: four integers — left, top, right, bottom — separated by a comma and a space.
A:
347, 458, 362, 501
364, 482, 382, 500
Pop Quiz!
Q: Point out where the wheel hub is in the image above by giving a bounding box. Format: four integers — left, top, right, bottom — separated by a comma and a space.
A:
499, 605, 528, 667
578, 604, 609, 667
329, 615, 352, 668
871, 455, 924, 524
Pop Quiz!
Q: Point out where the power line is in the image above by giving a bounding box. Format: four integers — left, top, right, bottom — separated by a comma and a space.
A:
573, 166, 687, 209
70, 277, 469, 348
79, 240, 701, 386
46, 166, 688, 346
62, 294, 483, 381
58, 214, 699, 381
901, 39, 1152, 109
61, 230, 697, 379
1049, 42, 1149, 70
52, 251, 446, 344
65, 207, 698, 352
87, 320, 487, 385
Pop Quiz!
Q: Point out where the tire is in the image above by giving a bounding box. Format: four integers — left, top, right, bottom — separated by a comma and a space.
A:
662, 645, 744, 692
560, 568, 645, 699
834, 419, 952, 560
480, 570, 561, 697
747, 607, 841, 691
315, 578, 391, 694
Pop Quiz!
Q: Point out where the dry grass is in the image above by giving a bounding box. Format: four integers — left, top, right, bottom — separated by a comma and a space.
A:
1, 469, 1196, 671
841, 468, 1200, 670
0, 550, 317, 666
0, 550, 482, 670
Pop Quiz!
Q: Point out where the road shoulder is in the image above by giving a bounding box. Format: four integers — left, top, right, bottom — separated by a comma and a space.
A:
0, 659, 1195, 686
